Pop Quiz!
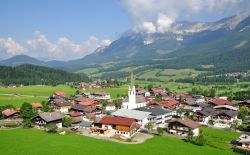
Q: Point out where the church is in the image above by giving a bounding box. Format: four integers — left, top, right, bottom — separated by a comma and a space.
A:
122, 72, 147, 109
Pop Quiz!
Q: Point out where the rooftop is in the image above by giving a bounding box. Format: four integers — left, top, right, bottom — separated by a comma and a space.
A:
112, 108, 151, 120
136, 106, 172, 116
99, 116, 134, 126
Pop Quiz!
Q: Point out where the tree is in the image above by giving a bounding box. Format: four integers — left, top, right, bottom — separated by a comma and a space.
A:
239, 106, 249, 121
23, 119, 33, 128
41, 101, 52, 112
186, 129, 194, 142
157, 127, 164, 135
230, 120, 239, 131
195, 130, 206, 146
145, 123, 153, 131
20, 102, 36, 119
100, 100, 108, 107
63, 116, 72, 127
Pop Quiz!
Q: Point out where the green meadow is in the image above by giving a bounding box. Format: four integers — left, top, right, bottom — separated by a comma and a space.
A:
0, 128, 239, 155
0, 85, 76, 106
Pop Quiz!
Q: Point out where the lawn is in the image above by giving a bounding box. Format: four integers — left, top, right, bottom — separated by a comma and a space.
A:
82, 86, 128, 99
0, 128, 238, 155
0, 85, 76, 106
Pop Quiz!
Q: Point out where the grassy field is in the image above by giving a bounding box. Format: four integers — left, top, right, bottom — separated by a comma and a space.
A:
0, 128, 238, 155
82, 86, 128, 99
0, 85, 76, 106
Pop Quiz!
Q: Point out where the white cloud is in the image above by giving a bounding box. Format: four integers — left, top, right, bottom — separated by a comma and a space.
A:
101, 39, 112, 46
0, 32, 112, 61
157, 13, 174, 33
118, 0, 250, 33
142, 22, 156, 33
0, 38, 25, 59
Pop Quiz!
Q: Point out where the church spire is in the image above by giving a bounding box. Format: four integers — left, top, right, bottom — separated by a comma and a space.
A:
130, 70, 135, 87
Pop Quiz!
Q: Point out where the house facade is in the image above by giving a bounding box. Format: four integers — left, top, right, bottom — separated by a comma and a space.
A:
32, 112, 63, 128
168, 118, 200, 137
91, 116, 137, 138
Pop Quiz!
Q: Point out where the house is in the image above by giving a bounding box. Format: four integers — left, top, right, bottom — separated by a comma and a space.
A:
112, 108, 151, 127
150, 88, 167, 96
135, 88, 146, 95
2, 109, 19, 119
236, 134, 250, 149
71, 104, 102, 118
89, 92, 111, 100
150, 98, 179, 110
136, 106, 174, 128
179, 100, 202, 112
213, 105, 238, 111
91, 116, 137, 138
105, 103, 116, 112
33, 112, 63, 128
68, 112, 82, 124
195, 108, 240, 128
31, 102, 43, 109
78, 100, 98, 106
53, 92, 65, 98
208, 98, 233, 106
174, 93, 193, 102
168, 117, 200, 137
52, 99, 72, 113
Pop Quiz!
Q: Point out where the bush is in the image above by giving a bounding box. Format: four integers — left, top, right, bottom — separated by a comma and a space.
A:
194, 130, 206, 146
46, 124, 58, 133
0, 122, 19, 128
23, 119, 33, 128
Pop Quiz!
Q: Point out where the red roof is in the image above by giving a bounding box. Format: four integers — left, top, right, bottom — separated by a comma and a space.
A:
32, 102, 42, 108
150, 98, 179, 109
2, 109, 18, 117
136, 88, 145, 92
53, 92, 65, 96
151, 88, 165, 93
99, 116, 134, 126
69, 112, 82, 117
209, 99, 233, 106
78, 101, 96, 106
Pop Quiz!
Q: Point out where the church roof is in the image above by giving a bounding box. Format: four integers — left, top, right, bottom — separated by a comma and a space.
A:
123, 95, 146, 103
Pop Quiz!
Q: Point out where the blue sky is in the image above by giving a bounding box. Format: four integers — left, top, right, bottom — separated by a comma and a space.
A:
0, 0, 249, 61
0, 0, 130, 42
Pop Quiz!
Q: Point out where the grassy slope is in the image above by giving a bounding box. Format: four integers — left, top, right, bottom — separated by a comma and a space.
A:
82, 86, 128, 99
0, 128, 238, 155
0, 85, 76, 106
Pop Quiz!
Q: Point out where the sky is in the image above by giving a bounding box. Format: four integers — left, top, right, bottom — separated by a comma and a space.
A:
0, 0, 250, 61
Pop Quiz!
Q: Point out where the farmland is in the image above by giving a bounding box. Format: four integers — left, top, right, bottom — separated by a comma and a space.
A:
0, 128, 239, 155
0, 85, 77, 106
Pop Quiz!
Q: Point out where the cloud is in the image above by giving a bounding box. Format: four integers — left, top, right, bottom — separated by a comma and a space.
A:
0, 38, 25, 59
118, 0, 250, 33
0, 32, 112, 60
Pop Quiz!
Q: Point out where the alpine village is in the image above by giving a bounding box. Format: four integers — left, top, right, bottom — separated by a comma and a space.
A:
1, 1, 250, 155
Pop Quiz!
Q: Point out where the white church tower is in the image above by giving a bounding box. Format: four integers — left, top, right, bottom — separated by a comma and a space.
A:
122, 71, 147, 109
128, 72, 136, 105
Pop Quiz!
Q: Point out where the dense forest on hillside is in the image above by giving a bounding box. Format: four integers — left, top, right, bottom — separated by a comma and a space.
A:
0, 64, 89, 85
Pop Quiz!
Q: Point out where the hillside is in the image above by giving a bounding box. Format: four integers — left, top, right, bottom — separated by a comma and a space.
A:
0, 64, 89, 85
1, 11, 250, 80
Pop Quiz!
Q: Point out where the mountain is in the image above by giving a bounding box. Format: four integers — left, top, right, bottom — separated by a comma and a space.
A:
0, 55, 46, 66
0, 64, 89, 85
1, 11, 250, 77
72, 11, 250, 75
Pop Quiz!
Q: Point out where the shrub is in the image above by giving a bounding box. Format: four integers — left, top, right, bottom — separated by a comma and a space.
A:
0, 122, 19, 128
46, 124, 58, 133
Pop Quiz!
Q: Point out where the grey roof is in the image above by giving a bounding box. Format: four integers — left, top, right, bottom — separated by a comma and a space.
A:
38, 112, 63, 122
71, 104, 87, 111
80, 121, 93, 127
54, 101, 72, 107
136, 95, 146, 103
136, 106, 172, 116
196, 108, 237, 117
112, 108, 151, 120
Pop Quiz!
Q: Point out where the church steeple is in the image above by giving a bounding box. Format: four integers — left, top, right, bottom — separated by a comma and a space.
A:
130, 71, 135, 87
